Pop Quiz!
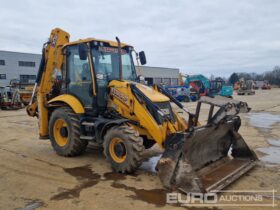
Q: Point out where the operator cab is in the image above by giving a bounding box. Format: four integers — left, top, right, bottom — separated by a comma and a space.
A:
62, 40, 145, 115
210, 79, 225, 94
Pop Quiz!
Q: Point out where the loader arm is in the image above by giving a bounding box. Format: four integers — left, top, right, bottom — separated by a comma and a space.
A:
107, 80, 180, 146
27, 28, 70, 138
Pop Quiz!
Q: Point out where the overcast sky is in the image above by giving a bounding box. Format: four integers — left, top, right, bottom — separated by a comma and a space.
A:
1, 0, 280, 76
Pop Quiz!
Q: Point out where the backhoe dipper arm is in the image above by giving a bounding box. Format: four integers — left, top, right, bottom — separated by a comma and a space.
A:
26, 28, 70, 138
27, 41, 49, 116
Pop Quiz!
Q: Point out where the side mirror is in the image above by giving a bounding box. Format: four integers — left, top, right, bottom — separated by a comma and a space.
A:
139, 51, 146, 65
78, 43, 88, 60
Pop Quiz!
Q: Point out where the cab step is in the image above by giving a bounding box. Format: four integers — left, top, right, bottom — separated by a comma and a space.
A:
80, 135, 95, 140
81, 121, 95, 126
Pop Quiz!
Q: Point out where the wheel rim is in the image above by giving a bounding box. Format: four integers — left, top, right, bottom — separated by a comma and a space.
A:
109, 137, 127, 163
53, 119, 68, 147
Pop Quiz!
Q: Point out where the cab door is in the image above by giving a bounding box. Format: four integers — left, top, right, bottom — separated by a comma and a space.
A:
66, 45, 95, 112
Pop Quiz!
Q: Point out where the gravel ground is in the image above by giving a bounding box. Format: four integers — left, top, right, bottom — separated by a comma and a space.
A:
0, 88, 279, 210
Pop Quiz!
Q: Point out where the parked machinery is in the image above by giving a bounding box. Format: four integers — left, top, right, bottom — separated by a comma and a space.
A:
163, 85, 199, 102
261, 80, 271, 90
0, 86, 22, 110
209, 78, 233, 98
10, 79, 34, 105
237, 78, 256, 95
185, 74, 209, 96
185, 74, 233, 98
0, 86, 3, 109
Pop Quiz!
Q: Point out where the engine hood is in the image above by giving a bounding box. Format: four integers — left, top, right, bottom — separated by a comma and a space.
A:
134, 83, 169, 102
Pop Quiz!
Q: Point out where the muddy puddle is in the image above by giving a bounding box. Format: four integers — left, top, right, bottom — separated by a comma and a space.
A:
111, 182, 167, 207
268, 139, 280, 147
139, 155, 161, 173
247, 112, 280, 129
247, 112, 280, 166
51, 163, 169, 207
15, 199, 44, 210
51, 165, 101, 201
257, 138, 280, 166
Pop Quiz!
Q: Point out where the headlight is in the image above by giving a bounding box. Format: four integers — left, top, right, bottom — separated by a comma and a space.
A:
160, 108, 170, 115
154, 102, 175, 122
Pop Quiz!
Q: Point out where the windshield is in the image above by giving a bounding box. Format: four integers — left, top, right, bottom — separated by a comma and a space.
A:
211, 81, 224, 89
91, 46, 137, 81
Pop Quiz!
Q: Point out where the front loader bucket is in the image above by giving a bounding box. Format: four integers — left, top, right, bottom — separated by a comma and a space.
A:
157, 117, 258, 193
157, 117, 257, 193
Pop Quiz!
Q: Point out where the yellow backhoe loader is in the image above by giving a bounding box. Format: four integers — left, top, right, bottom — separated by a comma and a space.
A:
27, 28, 257, 193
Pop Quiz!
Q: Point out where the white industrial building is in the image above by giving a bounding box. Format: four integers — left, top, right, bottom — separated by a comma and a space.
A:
0, 50, 41, 86
136, 66, 179, 86
0, 50, 179, 87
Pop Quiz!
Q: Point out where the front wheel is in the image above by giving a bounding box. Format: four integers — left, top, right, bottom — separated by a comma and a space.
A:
49, 107, 88, 157
103, 125, 144, 173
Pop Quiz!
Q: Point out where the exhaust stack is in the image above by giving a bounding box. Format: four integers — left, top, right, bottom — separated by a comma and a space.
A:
116, 37, 122, 81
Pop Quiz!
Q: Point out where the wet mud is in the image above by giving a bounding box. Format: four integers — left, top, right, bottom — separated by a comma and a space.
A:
139, 156, 161, 174
51, 165, 101, 200
111, 182, 167, 207
247, 112, 280, 130
247, 112, 280, 165
15, 199, 44, 210
50, 164, 168, 207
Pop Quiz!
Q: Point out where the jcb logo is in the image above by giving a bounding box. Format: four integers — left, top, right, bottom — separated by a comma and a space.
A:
111, 88, 129, 105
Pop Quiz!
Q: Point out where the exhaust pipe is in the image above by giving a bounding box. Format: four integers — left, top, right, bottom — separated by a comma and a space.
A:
116, 37, 122, 81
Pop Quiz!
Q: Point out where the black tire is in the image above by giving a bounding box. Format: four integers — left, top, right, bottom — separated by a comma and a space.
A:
103, 125, 144, 173
49, 107, 88, 157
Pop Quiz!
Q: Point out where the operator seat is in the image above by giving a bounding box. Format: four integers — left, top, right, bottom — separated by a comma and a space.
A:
81, 63, 91, 81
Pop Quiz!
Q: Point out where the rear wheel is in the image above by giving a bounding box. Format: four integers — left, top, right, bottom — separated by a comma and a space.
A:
103, 125, 144, 173
49, 107, 88, 156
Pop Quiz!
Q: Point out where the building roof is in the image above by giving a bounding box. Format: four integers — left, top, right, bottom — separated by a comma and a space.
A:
0, 50, 41, 56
